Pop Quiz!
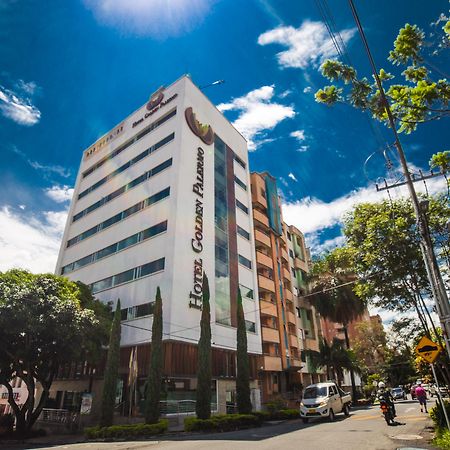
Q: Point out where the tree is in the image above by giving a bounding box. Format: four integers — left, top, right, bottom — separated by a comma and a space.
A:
309, 247, 366, 399
196, 274, 212, 419
305, 338, 356, 384
430, 151, 450, 173
100, 299, 121, 427
145, 287, 163, 424
0, 270, 110, 435
315, 22, 450, 134
236, 288, 252, 414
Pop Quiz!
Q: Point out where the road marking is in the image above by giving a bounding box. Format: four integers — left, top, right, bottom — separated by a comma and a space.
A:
351, 415, 426, 421
405, 407, 416, 413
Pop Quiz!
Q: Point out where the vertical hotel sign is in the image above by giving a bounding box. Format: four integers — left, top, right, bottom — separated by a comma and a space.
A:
185, 107, 214, 309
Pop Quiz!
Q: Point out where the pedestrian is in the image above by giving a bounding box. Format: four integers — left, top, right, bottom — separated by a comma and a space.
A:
415, 382, 428, 413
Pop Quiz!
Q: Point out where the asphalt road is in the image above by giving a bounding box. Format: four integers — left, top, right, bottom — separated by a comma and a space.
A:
12, 400, 438, 450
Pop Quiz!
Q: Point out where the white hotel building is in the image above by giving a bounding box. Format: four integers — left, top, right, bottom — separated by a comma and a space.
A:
54, 75, 262, 416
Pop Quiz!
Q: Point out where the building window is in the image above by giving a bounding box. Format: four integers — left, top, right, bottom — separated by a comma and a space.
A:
73, 158, 172, 222
245, 320, 256, 333
236, 199, 248, 214
236, 225, 250, 240
90, 257, 165, 294
121, 301, 155, 321
67, 188, 170, 248
234, 176, 247, 191
83, 108, 176, 178
239, 284, 254, 299
287, 231, 291, 241
238, 254, 252, 269
292, 268, 296, 278
260, 188, 266, 199
289, 249, 294, 259
79, 133, 174, 199
234, 155, 246, 169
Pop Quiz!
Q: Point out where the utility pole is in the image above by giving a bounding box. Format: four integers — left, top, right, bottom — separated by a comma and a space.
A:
348, 0, 450, 359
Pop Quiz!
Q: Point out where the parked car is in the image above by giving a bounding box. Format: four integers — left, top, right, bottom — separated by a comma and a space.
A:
430, 384, 449, 397
300, 382, 352, 423
391, 387, 407, 400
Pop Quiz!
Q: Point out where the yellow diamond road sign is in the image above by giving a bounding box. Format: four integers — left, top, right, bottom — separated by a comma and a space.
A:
415, 335, 442, 364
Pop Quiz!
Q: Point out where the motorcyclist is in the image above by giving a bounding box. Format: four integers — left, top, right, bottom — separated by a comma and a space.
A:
377, 381, 396, 418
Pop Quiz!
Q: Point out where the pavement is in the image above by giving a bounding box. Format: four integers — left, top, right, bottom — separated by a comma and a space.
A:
2, 400, 438, 450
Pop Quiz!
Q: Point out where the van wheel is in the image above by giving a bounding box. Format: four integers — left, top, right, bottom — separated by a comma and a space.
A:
329, 409, 335, 422
343, 404, 350, 416
302, 418, 309, 424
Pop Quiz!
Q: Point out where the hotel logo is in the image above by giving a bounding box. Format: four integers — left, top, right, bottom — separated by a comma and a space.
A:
185, 107, 214, 145
146, 88, 164, 110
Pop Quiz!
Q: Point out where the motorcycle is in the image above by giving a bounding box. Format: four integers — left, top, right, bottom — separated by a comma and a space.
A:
379, 398, 395, 425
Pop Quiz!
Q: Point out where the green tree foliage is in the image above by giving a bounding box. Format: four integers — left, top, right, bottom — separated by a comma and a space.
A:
305, 338, 356, 383
196, 274, 212, 419
100, 299, 121, 427
145, 287, 163, 424
0, 270, 110, 435
236, 288, 252, 414
430, 151, 450, 173
315, 23, 450, 134
343, 197, 450, 314
309, 247, 366, 398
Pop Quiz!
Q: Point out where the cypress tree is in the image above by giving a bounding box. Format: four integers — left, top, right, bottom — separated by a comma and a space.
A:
236, 288, 252, 414
100, 299, 121, 427
145, 287, 163, 424
195, 273, 212, 419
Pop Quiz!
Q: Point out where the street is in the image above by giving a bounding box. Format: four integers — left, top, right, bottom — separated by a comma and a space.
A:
15, 400, 437, 450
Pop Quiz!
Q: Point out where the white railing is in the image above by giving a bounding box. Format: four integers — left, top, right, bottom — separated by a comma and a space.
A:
159, 400, 217, 415
39, 408, 75, 423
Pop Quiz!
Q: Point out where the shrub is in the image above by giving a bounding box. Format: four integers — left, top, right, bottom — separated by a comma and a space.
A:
434, 428, 450, 450
85, 420, 168, 440
264, 396, 286, 414
272, 409, 300, 420
184, 414, 260, 432
430, 401, 450, 429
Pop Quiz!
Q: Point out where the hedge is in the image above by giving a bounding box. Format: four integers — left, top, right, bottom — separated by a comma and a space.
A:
85, 420, 168, 439
252, 409, 300, 421
430, 401, 450, 429
434, 428, 450, 450
184, 414, 260, 432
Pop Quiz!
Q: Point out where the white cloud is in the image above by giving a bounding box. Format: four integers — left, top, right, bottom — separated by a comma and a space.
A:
0, 80, 41, 126
258, 20, 356, 69
288, 172, 298, 182
11, 147, 71, 178
0, 206, 67, 273
45, 185, 74, 203
83, 0, 213, 37
297, 145, 309, 153
279, 89, 292, 98
290, 129, 306, 142
217, 85, 295, 150
282, 173, 448, 235
303, 86, 313, 93
306, 234, 346, 256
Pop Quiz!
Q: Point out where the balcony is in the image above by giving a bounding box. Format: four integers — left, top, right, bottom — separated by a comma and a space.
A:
257, 251, 273, 269
263, 355, 282, 371
253, 209, 269, 227
259, 300, 278, 317
262, 326, 280, 343
255, 229, 271, 248
290, 334, 299, 348
281, 247, 289, 262
287, 310, 297, 326
284, 288, 293, 302
258, 275, 275, 293
283, 266, 291, 280
294, 257, 308, 272
290, 357, 303, 368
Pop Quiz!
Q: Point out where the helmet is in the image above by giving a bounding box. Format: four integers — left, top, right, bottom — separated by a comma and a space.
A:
378, 381, 385, 388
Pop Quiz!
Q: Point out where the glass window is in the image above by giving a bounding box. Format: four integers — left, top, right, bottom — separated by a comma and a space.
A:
100, 213, 122, 231
96, 243, 118, 260
234, 155, 246, 169
113, 269, 135, 286
238, 254, 252, 269
73, 254, 93, 270
147, 187, 170, 206
117, 234, 139, 251
237, 225, 250, 240
122, 202, 143, 219
127, 173, 148, 190
136, 302, 154, 317
91, 277, 113, 293
105, 185, 126, 202
150, 158, 172, 177
236, 199, 248, 214
141, 221, 168, 240
140, 258, 165, 277
153, 132, 175, 151
234, 176, 247, 191
245, 320, 256, 333
239, 284, 254, 299
289, 249, 294, 258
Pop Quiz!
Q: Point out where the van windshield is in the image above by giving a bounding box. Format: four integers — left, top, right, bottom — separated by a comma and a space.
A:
303, 386, 328, 399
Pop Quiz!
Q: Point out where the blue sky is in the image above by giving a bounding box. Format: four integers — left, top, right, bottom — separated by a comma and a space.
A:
0, 0, 449, 293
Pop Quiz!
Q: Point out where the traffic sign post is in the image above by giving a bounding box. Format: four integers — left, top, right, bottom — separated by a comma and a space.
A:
416, 336, 449, 429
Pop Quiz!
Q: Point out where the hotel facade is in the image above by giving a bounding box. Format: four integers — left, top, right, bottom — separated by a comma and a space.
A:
54, 76, 262, 417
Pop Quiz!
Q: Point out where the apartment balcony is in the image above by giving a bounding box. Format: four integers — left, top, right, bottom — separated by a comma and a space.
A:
282, 266, 291, 280
287, 310, 297, 326
259, 300, 278, 317
255, 229, 271, 248
253, 209, 269, 228
294, 257, 308, 272
262, 326, 280, 343
281, 247, 289, 262
290, 357, 303, 368
256, 251, 273, 269
290, 333, 299, 349
258, 275, 275, 293
284, 288, 293, 302
263, 355, 282, 371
